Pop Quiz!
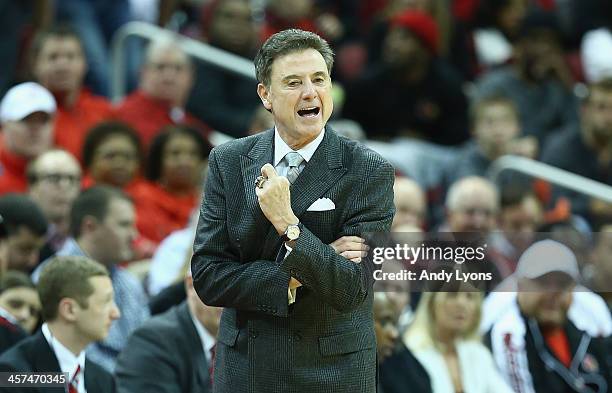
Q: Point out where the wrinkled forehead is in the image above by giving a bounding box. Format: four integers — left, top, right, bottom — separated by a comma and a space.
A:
270, 49, 329, 80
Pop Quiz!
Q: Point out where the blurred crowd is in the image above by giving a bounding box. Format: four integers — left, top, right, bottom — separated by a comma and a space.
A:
0, 0, 611, 392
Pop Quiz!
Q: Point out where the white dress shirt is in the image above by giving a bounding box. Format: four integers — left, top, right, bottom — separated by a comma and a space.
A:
273, 127, 325, 304
189, 309, 217, 364
42, 323, 86, 393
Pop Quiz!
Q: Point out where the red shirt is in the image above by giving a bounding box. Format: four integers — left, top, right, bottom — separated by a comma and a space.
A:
133, 182, 199, 245
114, 90, 210, 149
0, 137, 29, 195
53, 90, 114, 163
543, 328, 572, 367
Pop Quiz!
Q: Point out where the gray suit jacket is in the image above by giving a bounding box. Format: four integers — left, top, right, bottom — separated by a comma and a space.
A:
191, 127, 395, 393
114, 302, 211, 393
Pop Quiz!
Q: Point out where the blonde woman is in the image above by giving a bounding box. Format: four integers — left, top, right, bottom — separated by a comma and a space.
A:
403, 291, 512, 393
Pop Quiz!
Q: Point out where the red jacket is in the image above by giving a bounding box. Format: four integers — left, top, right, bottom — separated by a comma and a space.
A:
114, 90, 210, 149
0, 137, 29, 195
53, 89, 114, 163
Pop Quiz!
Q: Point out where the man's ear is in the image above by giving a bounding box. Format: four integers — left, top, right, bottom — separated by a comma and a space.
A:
80, 215, 99, 236
257, 83, 272, 111
57, 298, 78, 322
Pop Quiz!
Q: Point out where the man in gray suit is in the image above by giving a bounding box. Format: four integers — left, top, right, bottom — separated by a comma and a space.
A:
191, 28, 395, 393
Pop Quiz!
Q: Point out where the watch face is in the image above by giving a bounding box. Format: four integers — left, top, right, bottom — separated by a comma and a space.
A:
287, 225, 300, 240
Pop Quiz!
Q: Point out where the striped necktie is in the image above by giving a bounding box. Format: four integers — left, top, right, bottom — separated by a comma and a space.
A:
285, 152, 304, 184
68, 364, 80, 393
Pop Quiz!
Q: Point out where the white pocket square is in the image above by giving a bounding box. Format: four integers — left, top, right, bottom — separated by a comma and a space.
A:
307, 198, 335, 211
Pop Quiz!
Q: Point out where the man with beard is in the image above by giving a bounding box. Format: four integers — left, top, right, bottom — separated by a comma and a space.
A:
541, 78, 612, 228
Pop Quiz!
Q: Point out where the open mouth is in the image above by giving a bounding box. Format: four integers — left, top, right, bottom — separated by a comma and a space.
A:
297, 107, 320, 118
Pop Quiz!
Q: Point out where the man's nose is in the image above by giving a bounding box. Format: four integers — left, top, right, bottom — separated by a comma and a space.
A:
301, 80, 317, 99
15, 307, 31, 322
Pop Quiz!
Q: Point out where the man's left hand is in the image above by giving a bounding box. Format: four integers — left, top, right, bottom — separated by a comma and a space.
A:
256, 164, 299, 234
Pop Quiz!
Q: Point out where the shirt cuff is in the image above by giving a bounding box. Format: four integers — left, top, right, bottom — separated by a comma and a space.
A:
288, 287, 297, 304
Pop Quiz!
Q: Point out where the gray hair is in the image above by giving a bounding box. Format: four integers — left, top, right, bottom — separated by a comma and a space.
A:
144, 37, 192, 68
254, 29, 334, 86
445, 176, 499, 212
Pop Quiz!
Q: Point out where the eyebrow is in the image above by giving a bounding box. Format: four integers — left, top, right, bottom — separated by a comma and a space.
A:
281, 71, 327, 83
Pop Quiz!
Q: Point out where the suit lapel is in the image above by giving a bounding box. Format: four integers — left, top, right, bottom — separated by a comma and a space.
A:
176, 303, 211, 388
28, 331, 66, 393
260, 128, 347, 257
290, 129, 346, 217
240, 130, 275, 253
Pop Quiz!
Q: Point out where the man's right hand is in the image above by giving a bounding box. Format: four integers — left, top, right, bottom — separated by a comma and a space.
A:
289, 236, 369, 289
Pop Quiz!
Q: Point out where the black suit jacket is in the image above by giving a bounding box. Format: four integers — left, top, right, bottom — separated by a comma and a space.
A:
192, 127, 395, 393
378, 344, 432, 393
0, 330, 114, 393
0, 316, 27, 355
115, 302, 211, 393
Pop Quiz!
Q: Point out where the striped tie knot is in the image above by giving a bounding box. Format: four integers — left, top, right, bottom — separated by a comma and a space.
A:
285, 152, 304, 184
285, 152, 304, 168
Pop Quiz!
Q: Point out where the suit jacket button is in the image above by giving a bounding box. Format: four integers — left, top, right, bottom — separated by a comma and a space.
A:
294, 332, 302, 341
250, 331, 258, 339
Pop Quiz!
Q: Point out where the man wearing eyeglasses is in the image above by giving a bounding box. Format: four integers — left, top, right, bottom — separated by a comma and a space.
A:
27, 149, 82, 262
0, 82, 57, 195
114, 39, 210, 149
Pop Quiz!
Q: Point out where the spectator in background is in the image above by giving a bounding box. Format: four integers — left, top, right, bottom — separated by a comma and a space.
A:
0, 0, 52, 97
445, 176, 499, 234
32, 186, 147, 372
393, 176, 427, 230
404, 290, 513, 393
261, 0, 343, 43
0, 82, 56, 195
187, 0, 261, 138
115, 269, 221, 393
489, 183, 544, 278
31, 25, 113, 162
82, 121, 147, 194
139, 125, 211, 245
471, 0, 528, 71
114, 39, 209, 149
375, 292, 432, 393
343, 10, 469, 145
0, 272, 36, 354
53, 0, 134, 96
27, 149, 82, 262
474, 10, 579, 145
487, 240, 611, 393
448, 95, 536, 184
0, 194, 48, 273
541, 78, 612, 228
443, 176, 502, 288
0, 256, 118, 392
0, 272, 40, 335
0, 217, 30, 354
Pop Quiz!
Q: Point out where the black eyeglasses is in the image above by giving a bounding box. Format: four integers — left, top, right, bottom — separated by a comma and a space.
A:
34, 173, 81, 185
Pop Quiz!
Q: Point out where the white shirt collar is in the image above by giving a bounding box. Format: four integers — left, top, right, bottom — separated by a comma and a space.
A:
273, 127, 325, 167
42, 323, 86, 383
188, 308, 216, 363
0, 307, 19, 325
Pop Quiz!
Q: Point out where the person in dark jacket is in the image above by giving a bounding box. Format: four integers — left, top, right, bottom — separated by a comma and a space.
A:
0, 256, 119, 393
